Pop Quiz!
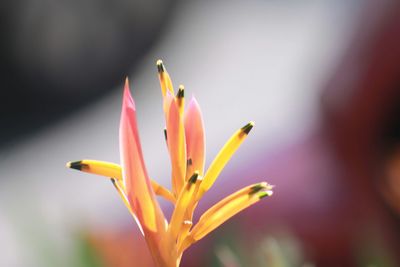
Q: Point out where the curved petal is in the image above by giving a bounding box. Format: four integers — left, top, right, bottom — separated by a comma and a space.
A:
184, 97, 205, 177
119, 80, 166, 234
66, 159, 175, 203
163, 91, 174, 121
157, 59, 174, 97
180, 183, 272, 252
198, 122, 254, 199
165, 93, 186, 196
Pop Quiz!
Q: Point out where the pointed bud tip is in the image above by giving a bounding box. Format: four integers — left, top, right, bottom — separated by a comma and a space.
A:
122, 79, 136, 110
123, 77, 130, 94
177, 85, 185, 98
241, 121, 255, 134
156, 59, 165, 73
187, 96, 202, 113
67, 160, 83, 171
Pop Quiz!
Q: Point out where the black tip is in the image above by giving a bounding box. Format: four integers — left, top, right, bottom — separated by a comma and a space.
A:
157, 60, 165, 73
177, 86, 184, 98
249, 183, 266, 194
188, 171, 199, 184
241, 122, 254, 135
164, 128, 168, 141
110, 178, 120, 191
69, 161, 84, 171
259, 191, 271, 199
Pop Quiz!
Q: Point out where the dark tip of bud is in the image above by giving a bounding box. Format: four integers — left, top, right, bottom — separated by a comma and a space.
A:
189, 171, 199, 184
164, 128, 168, 141
241, 121, 255, 134
187, 158, 193, 166
110, 178, 120, 191
249, 183, 266, 194
156, 59, 165, 73
177, 85, 185, 98
68, 161, 85, 171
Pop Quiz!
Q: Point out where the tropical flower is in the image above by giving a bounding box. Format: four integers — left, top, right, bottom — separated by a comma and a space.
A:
67, 60, 273, 267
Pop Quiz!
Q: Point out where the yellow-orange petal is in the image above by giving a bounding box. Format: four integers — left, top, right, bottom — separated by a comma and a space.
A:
168, 172, 199, 241
195, 182, 271, 224
163, 91, 174, 119
176, 220, 193, 252
165, 93, 187, 196
120, 80, 166, 234
184, 97, 205, 178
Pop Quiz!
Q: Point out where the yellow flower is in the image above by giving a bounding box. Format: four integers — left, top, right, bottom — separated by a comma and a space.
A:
67, 60, 273, 267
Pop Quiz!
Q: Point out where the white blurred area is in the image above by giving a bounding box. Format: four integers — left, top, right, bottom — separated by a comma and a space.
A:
0, 0, 361, 266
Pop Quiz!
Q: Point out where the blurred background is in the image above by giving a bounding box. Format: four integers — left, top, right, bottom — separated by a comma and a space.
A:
1, 0, 400, 266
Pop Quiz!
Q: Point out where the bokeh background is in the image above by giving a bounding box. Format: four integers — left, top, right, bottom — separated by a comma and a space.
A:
1, 0, 400, 266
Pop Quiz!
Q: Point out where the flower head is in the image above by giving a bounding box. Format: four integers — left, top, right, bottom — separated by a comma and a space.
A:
67, 60, 273, 267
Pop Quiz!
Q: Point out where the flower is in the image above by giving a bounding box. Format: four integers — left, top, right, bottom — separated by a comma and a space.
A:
67, 60, 273, 267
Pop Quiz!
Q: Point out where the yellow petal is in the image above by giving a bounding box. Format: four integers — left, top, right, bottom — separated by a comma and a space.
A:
168, 172, 199, 241
177, 220, 193, 250
183, 183, 272, 250
198, 122, 254, 199
157, 59, 175, 97
66, 159, 175, 204
67, 160, 122, 180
